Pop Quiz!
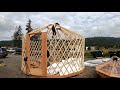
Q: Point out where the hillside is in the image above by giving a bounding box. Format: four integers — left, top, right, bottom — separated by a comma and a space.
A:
0, 40, 22, 48
1, 37, 120, 49
86, 37, 120, 49
0, 40, 13, 47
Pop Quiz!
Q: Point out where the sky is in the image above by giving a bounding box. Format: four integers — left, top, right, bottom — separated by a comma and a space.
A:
0, 12, 120, 41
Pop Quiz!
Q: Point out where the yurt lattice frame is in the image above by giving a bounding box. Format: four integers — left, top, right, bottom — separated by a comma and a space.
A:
21, 24, 85, 78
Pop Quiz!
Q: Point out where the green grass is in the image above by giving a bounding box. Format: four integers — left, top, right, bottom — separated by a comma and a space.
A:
84, 50, 93, 58
102, 49, 109, 57
84, 49, 110, 58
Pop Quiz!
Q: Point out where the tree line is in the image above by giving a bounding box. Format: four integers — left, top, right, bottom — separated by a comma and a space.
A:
0, 19, 33, 48
85, 37, 120, 49
1, 36, 120, 49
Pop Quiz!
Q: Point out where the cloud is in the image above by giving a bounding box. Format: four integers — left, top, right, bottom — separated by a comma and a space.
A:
0, 12, 120, 40
0, 15, 16, 40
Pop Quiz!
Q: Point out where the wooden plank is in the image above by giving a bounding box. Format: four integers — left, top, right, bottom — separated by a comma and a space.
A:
29, 68, 42, 76
96, 71, 110, 78
26, 34, 31, 74
29, 32, 41, 38
28, 24, 53, 35
96, 60, 111, 70
41, 32, 47, 76
31, 67, 85, 78
21, 35, 25, 71
60, 26, 83, 38
28, 25, 48, 35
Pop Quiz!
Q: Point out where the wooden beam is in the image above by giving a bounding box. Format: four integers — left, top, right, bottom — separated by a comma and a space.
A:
60, 28, 73, 39
28, 24, 53, 35
41, 32, 47, 77
29, 32, 41, 38
60, 26, 84, 39
31, 67, 85, 78
26, 34, 31, 74
21, 35, 25, 71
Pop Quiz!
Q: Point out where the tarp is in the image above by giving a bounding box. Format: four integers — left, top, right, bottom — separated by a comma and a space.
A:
47, 58, 83, 75
84, 58, 111, 67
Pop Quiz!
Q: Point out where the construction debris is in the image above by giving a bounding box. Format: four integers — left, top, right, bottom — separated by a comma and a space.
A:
0, 61, 6, 67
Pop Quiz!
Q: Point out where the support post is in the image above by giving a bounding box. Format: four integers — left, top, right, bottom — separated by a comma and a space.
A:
26, 34, 31, 74
41, 32, 47, 76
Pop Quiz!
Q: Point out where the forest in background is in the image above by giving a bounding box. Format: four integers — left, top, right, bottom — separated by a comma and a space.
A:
85, 37, 120, 49
1, 37, 120, 49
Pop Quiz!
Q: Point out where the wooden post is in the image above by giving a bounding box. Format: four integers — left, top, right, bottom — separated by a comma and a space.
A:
26, 34, 31, 74
21, 35, 25, 71
41, 32, 47, 77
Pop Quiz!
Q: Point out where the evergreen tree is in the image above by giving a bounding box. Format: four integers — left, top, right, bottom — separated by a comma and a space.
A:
13, 25, 22, 48
25, 19, 40, 41
13, 26, 22, 40
26, 19, 33, 33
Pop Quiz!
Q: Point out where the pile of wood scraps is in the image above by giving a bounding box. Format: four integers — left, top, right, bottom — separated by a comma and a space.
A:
0, 61, 6, 67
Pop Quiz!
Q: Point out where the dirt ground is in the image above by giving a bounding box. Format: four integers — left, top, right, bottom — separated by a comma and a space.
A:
0, 54, 27, 78
0, 54, 99, 78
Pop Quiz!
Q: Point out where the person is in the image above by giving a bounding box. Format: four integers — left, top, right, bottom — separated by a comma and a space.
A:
51, 23, 60, 39
47, 43, 50, 67
52, 24, 56, 36
112, 56, 119, 61
47, 50, 50, 58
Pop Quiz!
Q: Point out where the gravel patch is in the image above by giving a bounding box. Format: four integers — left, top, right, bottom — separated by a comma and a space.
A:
0, 54, 29, 78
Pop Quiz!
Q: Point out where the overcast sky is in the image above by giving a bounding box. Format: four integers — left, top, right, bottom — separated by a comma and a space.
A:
0, 12, 120, 41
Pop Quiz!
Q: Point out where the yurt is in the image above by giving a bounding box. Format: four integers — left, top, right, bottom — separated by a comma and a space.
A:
21, 23, 85, 78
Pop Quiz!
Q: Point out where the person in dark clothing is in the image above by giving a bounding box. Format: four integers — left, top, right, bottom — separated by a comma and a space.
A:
47, 50, 50, 58
52, 23, 60, 39
47, 43, 50, 67
47, 50, 50, 67
52, 25, 56, 36
112, 56, 119, 61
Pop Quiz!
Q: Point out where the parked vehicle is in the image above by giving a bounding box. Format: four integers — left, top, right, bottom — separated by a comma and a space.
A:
0, 48, 8, 58
90, 50, 103, 59
15, 48, 22, 55
7, 48, 15, 53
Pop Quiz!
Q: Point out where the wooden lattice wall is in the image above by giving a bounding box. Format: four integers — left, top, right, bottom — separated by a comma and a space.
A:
21, 24, 85, 78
